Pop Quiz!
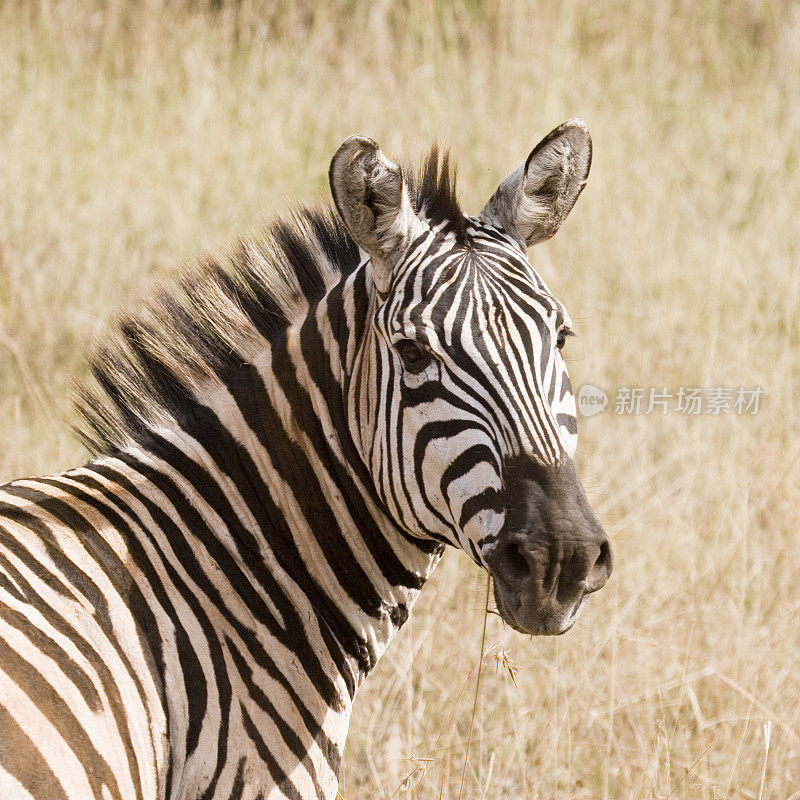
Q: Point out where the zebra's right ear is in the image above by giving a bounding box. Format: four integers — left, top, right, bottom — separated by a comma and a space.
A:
329, 136, 426, 295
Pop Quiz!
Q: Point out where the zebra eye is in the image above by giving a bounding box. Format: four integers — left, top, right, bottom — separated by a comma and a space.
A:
395, 339, 433, 373
556, 328, 572, 351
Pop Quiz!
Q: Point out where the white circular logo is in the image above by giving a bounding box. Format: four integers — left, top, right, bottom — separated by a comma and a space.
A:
577, 383, 608, 417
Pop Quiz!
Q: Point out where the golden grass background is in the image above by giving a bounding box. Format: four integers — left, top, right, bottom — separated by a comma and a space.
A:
1, 1, 799, 797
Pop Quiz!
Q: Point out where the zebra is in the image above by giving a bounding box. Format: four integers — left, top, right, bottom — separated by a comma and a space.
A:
0, 119, 611, 800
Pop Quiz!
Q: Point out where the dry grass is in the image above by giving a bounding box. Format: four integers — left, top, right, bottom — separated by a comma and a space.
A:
1, 1, 799, 797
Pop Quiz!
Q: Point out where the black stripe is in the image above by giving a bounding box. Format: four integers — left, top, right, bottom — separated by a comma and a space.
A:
0, 602, 102, 713
0, 548, 29, 604
458, 487, 503, 530
14, 478, 199, 787
227, 638, 327, 800
60, 467, 230, 768
240, 705, 305, 800
228, 757, 248, 800
127, 379, 370, 681
233, 354, 390, 611
97, 442, 353, 704
0, 633, 121, 798
0, 492, 148, 800
299, 317, 434, 581
440, 444, 499, 492
71, 462, 343, 775
0, 700, 68, 800
557, 413, 577, 435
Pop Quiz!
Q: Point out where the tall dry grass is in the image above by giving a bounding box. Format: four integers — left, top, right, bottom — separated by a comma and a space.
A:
1, 1, 799, 797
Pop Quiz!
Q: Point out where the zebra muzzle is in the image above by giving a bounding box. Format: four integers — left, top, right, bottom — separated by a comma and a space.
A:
483, 455, 612, 636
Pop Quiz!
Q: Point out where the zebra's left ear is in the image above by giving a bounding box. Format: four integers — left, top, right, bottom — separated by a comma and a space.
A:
479, 119, 592, 247
330, 136, 426, 295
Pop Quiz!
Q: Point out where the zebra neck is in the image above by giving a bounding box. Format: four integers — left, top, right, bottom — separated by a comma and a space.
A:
113, 274, 444, 696
261, 288, 444, 686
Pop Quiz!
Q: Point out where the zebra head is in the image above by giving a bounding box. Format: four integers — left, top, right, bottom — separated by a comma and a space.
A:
329, 121, 611, 636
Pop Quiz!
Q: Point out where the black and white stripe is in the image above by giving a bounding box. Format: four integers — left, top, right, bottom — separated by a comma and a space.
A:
0, 120, 600, 799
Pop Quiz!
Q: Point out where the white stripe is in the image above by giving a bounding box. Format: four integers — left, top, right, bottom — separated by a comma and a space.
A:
0, 665, 93, 799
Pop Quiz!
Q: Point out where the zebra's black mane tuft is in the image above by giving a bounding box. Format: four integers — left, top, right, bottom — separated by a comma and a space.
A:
76, 145, 467, 455
408, 144, 467, 240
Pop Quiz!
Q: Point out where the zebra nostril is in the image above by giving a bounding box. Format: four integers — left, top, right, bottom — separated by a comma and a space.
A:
585, 540, 612, 593
500, 541, 532, 583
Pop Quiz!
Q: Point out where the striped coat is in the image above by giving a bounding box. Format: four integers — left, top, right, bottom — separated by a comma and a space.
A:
0, 120, 610, 800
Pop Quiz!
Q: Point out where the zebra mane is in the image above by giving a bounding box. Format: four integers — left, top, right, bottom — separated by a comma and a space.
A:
76, 144, 466, 455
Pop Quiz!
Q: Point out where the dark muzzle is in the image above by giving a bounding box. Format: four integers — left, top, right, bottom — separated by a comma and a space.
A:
484, 455, 612, 635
